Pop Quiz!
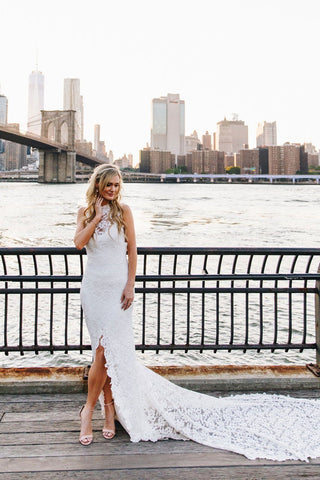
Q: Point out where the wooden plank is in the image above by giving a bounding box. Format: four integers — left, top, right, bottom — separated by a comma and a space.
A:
0, 393, 86, 404
1, 388, 318, 420
0, 419, 102, 434
0, 451, 311, 473
0, 419, 125, 435
0, 403, 86, 414
0, 438, 218, 455
0, 390, 318, 417
2, 411, 102, 422
0, 465, 320, 480
0, 389, 318, 407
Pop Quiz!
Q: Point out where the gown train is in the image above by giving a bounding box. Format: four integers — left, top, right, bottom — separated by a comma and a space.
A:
80, 205, 320, 462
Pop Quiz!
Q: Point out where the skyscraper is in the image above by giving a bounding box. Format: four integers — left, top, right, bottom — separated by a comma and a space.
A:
80, 95, 84, 142
94, 124, 101, 153
140, 148, 175, 173
27, 69, 44, 135
151, 93, 185, 158
185, 130, 200, 153
0, 94, 7, 169
268, 144, 300, 175
256, 121, 277, 147
93, 124, 107, 161
191, 150, 224, 174
202, 131, 212, 150
0, 94, 8, 124
215, 117, 248, 153
64, 78, 83, 141
239, 148, 260, 174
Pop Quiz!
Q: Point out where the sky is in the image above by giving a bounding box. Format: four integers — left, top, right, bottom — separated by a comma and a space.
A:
1, 0, 320, 164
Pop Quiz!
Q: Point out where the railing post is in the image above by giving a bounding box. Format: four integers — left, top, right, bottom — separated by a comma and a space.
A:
315, 264, 320, 367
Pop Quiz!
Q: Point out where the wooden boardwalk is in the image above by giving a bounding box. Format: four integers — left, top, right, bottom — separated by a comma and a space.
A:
0, 392, 320, 479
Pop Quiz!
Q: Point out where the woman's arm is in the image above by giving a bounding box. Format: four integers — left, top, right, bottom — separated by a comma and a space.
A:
73, 198, 103, 250
121, 204, 137, 310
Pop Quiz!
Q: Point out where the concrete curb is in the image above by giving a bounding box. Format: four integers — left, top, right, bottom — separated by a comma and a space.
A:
0, 365, 320, 395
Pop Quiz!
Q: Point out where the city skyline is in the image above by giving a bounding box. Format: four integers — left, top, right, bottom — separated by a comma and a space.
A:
1, 0, 320, 162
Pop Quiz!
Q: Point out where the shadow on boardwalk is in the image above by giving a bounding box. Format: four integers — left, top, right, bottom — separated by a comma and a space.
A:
0, 392, 320, 480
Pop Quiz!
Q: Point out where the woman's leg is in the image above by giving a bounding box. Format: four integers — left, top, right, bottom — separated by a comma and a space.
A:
102, 375, 115, 435
80, 344, 108, 438
87, 345, 108, 408
102, 375, 113, 404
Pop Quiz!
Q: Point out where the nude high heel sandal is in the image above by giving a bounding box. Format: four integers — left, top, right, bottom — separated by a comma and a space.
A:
102, 400, 116, 439
79, 405, 94, 446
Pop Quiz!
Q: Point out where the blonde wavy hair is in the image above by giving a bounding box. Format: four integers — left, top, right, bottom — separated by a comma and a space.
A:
84, 164, 125, 235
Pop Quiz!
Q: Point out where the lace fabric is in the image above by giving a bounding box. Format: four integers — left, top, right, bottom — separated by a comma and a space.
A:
95, 205, 112, 236
80, 212, 320, 462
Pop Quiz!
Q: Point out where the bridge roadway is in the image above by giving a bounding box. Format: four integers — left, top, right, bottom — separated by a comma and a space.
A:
163, 172, 320, 183
0, 365, 320, 479
0, 124, 104, 168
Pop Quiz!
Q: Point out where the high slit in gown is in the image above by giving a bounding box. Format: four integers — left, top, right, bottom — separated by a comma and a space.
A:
80, 205, 320, 461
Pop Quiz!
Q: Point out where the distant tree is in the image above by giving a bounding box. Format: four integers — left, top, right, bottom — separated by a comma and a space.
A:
165, 166, 189, 174
309, 165, 320, 172
226, 166, 240, 174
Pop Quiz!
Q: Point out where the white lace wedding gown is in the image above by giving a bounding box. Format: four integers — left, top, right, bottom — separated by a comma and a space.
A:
80, 205, 320, 462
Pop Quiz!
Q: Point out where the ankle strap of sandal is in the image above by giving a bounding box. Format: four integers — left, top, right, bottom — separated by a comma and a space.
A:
80, 405, 94, 413
104, 400, 114, 406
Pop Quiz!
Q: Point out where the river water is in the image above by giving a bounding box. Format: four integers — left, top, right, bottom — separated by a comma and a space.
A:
1, 182, 320, 367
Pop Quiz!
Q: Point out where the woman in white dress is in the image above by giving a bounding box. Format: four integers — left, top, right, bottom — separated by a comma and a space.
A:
74, 163, 320, 461
74, 163, 136, 446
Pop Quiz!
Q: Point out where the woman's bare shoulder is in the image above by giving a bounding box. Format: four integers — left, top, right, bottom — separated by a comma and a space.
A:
121, 203, 132, 213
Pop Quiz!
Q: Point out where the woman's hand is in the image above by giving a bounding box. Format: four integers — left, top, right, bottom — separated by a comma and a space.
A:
121, 283, 134, 310
94, 195, 104, 218
73, 196, 105, 250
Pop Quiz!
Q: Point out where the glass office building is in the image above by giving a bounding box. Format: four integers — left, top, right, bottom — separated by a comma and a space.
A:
0, 95, 8, 125
27, 70, 44, 136
151, 93, 185, 157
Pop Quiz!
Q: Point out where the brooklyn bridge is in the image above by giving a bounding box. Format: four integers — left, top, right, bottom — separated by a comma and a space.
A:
0, 110, 104, 183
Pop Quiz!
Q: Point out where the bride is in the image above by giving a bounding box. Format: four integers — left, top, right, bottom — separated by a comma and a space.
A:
74, 163, 320, 462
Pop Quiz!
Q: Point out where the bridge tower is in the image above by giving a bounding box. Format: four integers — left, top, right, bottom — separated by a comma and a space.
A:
39, 110, 76, 183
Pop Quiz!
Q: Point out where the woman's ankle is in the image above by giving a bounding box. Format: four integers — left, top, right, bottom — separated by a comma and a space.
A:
84, 402, 95, 412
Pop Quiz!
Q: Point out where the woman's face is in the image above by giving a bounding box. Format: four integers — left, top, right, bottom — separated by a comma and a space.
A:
99, 175, 120, 202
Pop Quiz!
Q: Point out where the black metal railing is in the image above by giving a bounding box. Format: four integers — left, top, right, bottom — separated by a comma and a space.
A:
1, 247, 320, 364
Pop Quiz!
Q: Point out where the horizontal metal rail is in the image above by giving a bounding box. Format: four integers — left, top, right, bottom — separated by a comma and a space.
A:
2, 273, 320, 282
0, 247, 319, 363
0, 287, 317, 295
1, 247, 320, 255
